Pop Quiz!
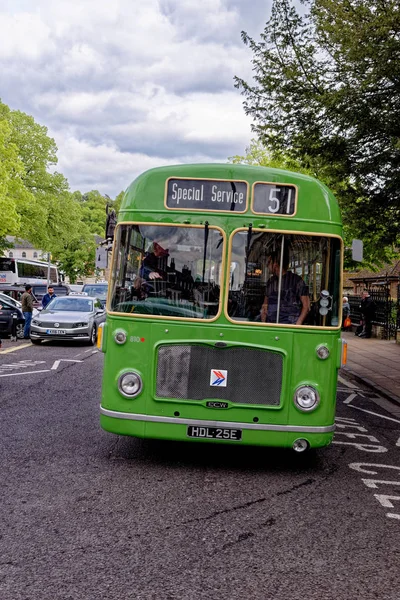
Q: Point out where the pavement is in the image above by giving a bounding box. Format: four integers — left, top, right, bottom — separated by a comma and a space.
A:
341, 331, 400, 406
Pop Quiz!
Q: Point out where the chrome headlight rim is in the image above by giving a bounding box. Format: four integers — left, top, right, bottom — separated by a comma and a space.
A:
118, 371, 143, 398
114, 328, 127, 345
316, 344, 330, 360
293, 385, 320, 412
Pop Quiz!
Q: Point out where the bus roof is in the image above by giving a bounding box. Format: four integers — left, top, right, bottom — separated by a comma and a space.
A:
119, 163, 342, 230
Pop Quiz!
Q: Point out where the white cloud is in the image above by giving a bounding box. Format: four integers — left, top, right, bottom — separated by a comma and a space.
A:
0, 0, 271, 196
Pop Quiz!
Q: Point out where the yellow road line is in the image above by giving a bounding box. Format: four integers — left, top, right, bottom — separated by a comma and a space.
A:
0, 342, 32, 354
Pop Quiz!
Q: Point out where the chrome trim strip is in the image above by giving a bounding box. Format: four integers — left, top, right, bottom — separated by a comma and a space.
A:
100, 406, 335, 433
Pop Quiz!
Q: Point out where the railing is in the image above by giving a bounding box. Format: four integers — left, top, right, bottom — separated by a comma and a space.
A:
348, 284, 399, 340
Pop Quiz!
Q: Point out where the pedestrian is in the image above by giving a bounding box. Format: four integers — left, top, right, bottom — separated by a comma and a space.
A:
261, 248, 310, 325
42, 286, 57, 309
358, 289, 376, 338
342, 296, 351, 330
21, 284, 34, 339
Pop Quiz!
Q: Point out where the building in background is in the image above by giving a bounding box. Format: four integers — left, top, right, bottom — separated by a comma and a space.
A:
3, 236, 45, 261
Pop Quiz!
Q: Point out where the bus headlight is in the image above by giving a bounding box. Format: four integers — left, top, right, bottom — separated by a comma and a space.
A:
118, 372, 142, 398
294, 386, 320, 412
114, 329, 127, 344
316, 345, 330, 360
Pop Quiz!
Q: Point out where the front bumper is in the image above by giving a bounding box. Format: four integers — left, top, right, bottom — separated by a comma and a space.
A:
30, 325, 91, 341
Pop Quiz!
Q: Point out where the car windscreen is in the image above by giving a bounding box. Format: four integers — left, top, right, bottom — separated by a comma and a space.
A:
82, 285, 108, 297
46, 298, 94, 312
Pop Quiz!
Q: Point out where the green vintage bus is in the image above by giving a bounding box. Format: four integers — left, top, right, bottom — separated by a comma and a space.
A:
99, 163, 349, 451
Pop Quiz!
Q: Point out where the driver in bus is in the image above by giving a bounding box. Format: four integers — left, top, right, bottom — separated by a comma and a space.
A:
260, 249, 310, 325
140, 242, 169, 280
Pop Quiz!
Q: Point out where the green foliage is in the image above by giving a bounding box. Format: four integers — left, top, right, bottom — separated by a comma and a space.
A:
0, 99, 124, 279
235, 0, 400, 261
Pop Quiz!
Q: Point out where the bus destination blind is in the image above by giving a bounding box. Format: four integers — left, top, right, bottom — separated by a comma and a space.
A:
166, 178, 248, 212
253, 183, 297, 216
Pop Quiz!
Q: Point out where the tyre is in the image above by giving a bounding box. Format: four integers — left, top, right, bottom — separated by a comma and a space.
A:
16, 323, 25, 339
88, 324, 97, 346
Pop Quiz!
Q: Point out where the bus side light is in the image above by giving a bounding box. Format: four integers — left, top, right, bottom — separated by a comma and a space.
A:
97, 323, 104, 351
341, 340, 348, 366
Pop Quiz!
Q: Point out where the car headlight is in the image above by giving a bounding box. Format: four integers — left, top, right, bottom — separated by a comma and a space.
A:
294, 385, 320, 412
32, 320, 41, 326
72, 322, 89, 328
118, 372, 143, 398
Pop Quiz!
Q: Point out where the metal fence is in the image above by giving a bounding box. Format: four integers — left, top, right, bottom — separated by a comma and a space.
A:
348, 284, 399, 340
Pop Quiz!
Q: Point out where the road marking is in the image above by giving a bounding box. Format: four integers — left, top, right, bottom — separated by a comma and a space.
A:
91, 350, 98, 354
338, 376, 358, 389
0, 369, 50, 377
0, 343, 32, 354
396, 437, 400, 447
51, 359, 83, 370
343, 393, 357, 405
84, 349, 93, 353
349, 405, 400, 424
0, 358, 83, 377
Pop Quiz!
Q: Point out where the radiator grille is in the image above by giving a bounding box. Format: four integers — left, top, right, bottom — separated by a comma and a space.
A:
156, 345, 283, 405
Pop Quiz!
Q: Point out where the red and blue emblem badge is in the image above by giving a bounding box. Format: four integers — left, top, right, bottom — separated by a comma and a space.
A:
210, 369, 227, 387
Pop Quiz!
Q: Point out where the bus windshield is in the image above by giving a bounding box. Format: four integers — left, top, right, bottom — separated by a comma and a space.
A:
228, 231, 341, 327
110, 224, 224, 319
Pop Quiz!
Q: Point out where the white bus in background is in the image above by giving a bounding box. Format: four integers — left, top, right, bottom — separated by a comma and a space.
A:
0, 257, 59, 286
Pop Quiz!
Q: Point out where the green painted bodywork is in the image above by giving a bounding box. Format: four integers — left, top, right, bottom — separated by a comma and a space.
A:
100, 164, 343, 448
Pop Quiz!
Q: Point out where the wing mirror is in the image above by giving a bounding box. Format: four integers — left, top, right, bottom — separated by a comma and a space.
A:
351, 239, 363, 262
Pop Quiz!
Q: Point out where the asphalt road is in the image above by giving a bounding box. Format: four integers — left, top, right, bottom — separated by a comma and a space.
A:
0, 341, 399, 600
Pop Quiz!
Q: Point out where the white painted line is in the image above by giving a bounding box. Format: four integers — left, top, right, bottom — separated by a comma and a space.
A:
84, 349, 92, 353
396, 437, 400, 447
0, 343, 32, 354
349, 405, 400, 425
343, 393, 357, 405
338, 376, 358, 389
0, 369, 50, 378
91, 350, 98, 354
51, 359, 83, 370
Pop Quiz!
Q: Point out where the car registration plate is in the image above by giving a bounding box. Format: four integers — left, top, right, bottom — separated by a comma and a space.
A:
46, 329, 66, 335
187, 426, 242, 441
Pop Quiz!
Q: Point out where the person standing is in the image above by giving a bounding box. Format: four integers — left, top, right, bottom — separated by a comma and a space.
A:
42, 286, 57, 309
21, 284, 34, 339
342, 296, 351, 330
359, 290, 375, 338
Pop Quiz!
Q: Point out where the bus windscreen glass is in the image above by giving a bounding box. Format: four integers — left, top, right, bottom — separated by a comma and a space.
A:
110, 224, 224, 319
228, 231, 341, 327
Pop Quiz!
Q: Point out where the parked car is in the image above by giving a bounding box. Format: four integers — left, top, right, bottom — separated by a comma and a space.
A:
0, 296, 25, 339
0, 284, 25, 303
82, 282, 108, 307
69, 284, 84, 293
0, 293, 40, 339
30, 295, 106, 345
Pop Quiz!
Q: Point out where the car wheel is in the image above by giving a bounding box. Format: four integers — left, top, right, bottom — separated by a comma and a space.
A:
16, 324, 25, 339
88, 324, 97, 346
31, 338, 42, 345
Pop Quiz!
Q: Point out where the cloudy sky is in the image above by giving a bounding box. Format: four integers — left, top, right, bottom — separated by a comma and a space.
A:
0, 0, 272, 197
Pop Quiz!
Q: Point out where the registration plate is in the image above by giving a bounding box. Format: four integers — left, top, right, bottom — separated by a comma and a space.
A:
187, 426, 242, 441
46, 329, 66, 335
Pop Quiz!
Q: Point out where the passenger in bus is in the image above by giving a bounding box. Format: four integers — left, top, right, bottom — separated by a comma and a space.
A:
260, 250, 310, 325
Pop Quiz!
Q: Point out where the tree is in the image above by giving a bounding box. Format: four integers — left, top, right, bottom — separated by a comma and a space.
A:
235, 0, 400, 261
